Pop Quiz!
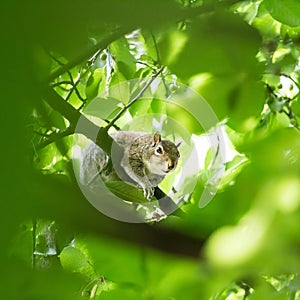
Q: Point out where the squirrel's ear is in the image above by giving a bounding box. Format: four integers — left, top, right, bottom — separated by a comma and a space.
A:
176, 141, 182, 148
153, 132, 161, 146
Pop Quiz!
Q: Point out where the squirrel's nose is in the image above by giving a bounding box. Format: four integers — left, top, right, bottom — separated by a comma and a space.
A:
168, 162, 174, 170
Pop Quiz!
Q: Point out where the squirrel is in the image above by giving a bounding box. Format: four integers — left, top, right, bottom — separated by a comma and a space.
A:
80, 131, 180, 200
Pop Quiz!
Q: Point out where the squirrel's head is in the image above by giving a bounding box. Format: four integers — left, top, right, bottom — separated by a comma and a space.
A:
149, 132, 180, 176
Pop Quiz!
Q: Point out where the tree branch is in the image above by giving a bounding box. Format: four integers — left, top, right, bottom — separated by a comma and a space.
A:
36, 127, 74, 150
46, 27, 133, 83
42, 2, 216, 84
41, 86, 113, 154
32, 173, 202, 258
41, 86, 183, 215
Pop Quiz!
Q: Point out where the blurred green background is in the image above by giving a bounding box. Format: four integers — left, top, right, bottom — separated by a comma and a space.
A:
1, 0, 300, 299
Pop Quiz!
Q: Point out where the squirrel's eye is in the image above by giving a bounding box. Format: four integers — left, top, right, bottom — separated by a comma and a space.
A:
155, 146, 163, 155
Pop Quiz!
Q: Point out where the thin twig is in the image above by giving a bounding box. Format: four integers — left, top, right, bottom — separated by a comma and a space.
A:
65, 66, 87, 103
106, 67, 164, 130
283, 108, 300, 131
151, 32, 170, 97
51, 80, 73, 88
49, 53, 86, 102
77, 100, 87, 111
44, 3, 216, 84
33, 130, 49, 137
151, 31, 161, 63
279, 73, 300, 90
137, 60, 153, 68
104, 119, 121, 131
36, 126, 74, 150
66, 78, 86, 102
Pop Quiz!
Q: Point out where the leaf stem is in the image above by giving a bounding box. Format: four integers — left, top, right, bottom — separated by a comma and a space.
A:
151, 32, 170, 97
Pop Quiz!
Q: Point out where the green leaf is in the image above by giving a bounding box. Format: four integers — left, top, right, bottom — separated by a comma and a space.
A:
169, 11, 261, 78
150, 97, 166, 114
10, 223, 33, 266
220, 155, 249, 189
166, 102, 203, 134
110, 38, 136, 79
190, 175, 205, 205
86, 68, 104, 102
264, 0, 300, 27
99, 288, 141, 300
105, 181, 149, 203
81, 277, 117, 298
228, 78, 265, 127
190, 73, 265, 127
121, 113, 155, 133
83, 96, 121, 119
204, 148, 214, 170
109, 72, 130, 103
245, 128, 300, 174
36, 143, 57, 169
252, 4, 281, 38
60, 246, 94, 277
140, 30, 159, 62
52, 159, 68, 172
128, 98, 151, 117
158, 29, 188, 66
134, 65, 152, 80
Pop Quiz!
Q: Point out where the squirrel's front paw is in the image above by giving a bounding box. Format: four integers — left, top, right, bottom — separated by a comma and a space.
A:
143, 187, 155, 201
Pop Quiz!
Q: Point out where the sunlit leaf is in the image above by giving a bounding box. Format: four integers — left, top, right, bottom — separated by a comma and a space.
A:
109, 72, 130, 103
166, 102, 203, 134
105, 181, 149, 203
60, 245, 94, 277
35, 143, 57, 169
86, 68, 104, 102
83, 96, 121, 119
128, 97, 151, 117
110, 38, 137, 79
264, 0, 300, 27
169, 11, 261, 78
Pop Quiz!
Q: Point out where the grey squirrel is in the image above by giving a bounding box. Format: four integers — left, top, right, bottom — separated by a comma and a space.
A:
80, 131, 180, 200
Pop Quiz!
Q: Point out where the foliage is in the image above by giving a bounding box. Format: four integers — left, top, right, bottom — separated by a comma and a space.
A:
1, 0, 300, 299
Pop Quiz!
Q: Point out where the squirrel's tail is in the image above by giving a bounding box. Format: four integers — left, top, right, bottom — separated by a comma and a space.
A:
80, 142, 108, 186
